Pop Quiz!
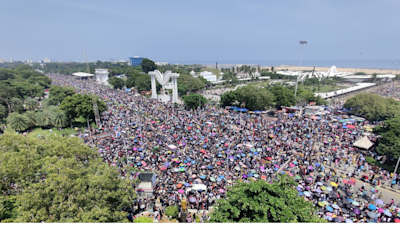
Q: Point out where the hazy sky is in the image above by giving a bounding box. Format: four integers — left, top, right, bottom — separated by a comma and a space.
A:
1, 0, 399, 63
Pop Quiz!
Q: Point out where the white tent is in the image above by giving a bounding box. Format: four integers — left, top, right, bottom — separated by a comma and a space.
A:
353, 136, 374, 150
72, 72, 94, 77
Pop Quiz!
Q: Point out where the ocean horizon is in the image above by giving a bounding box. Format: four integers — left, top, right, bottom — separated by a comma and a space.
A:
163, 60, 400, 70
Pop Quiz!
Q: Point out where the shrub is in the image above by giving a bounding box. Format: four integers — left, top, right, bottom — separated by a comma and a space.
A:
165, 206, 179, 218
133, 216, 153, 223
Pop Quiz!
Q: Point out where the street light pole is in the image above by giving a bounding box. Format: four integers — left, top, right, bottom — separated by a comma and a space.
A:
393, 155, 400, 180
294, 41, 307, 98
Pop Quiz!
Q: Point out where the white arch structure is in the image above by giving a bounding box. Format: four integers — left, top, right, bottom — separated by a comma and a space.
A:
148, 70, 180, 103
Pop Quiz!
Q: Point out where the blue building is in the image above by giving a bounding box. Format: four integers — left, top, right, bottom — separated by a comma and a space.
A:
129, 56, 143, 67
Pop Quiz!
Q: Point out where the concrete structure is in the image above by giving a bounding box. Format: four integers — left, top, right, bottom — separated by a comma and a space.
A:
136, 173, 157, 199
129, 56, 143, 66
304, 106, 324, 115
43, 57, 51, 63
200, 71, 217, 82
277, 66, 353, 81
315, 83, 376, 99
149, 70, 180, 103
95, 69, 109, 85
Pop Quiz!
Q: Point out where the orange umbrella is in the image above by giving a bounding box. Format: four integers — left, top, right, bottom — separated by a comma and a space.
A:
351, 178, 357, 183
177, 184, 183, 188
261, 175, 266, 180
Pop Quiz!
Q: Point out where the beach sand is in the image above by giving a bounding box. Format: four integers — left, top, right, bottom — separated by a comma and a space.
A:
264, 66, 400, 75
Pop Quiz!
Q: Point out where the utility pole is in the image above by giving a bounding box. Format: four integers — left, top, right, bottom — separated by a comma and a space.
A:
84, 51, 90, 74
295, 41, 307, 98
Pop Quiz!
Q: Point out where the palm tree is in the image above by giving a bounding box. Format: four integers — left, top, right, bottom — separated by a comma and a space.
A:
7, 112, 29, 131
24, 111, 37, 128
10, 97, 24, 113
25, 98, 39, 111
52, 111, 68, 128
36, 110, 53, 127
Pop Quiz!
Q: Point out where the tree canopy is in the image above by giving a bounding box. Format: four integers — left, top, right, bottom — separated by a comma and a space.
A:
48, 85, 76, 106
220, 86, 274, 110
140, 58, 156, 73
343, 93, 400, 121
108, 77, 125, 90
0, 133, 136, 222
270, 86, 296, 108
209, 175, 325, 223
373, 117, 400, 159
182, 93, 207, 109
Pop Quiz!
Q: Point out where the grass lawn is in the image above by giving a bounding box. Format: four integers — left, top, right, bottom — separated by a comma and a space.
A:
26, 116, 97, 139
301, 85, 349, 93
365, 156, 400, 174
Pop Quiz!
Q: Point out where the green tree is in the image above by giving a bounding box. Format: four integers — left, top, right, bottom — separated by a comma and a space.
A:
108, 77, 125, 90
182, 93, 207, 109
6, 112, 29, 131
177, 74, 204, 92
140, 58, 156, 73
135, 74, 152, 92
343, 93, 400, 121
133, 217, 153, 223
35, 110, 53, 127
0, 133, 136, 222
0, 104, 7, 119
25, 98, 39, 111
10, 98, 24, 113
0, 68, 15, 80
209, 175, 325, 223
48, 85, 76, 106
373, 117, 400, 158
23, 111, 37, 128
59, 94, 81, 127
125, 76, 136, 88
51, 110, 69, 128
270, 86, 296, 108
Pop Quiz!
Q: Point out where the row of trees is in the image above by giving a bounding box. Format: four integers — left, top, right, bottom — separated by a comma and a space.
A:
220, 85, 326, 110
343, 93, 400, 121
0, 133, 136, 222
7, 106, 68, 131
0, 65, 51, 116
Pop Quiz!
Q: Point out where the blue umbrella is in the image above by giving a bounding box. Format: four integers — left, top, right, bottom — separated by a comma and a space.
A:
307, 135, 311, 138
241, 153, 246, 157
207, 166, 213, 169
326, 206, 334, 212
293, 161, 298, 165
191, 160, 196, 164
138, 148, 142, 151
248, 173, 254, 177
187, 158, 191, 161
347, 198, 354, 203
219, 175, 224, 179
253, 152, 258, 155
368, 204, 376, 210
342, 126, 348, 129
203, 145, 207, 148
315, 163, 320, 166
218, 154, 222, 157
184, 160, 188, 163
184, 183, 190, 187
216, 178, 222, 182
200, 175, 206, 179
136, 163, 142, 166
298, 192, 304, 196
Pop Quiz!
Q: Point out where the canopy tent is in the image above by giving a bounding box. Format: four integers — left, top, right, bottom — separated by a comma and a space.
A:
185, 184, 207, 194
72, 72, 95, 77
353, 136, 374, 150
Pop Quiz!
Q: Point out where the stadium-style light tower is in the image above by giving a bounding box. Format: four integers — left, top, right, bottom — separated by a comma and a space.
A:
294, 41, 307, 98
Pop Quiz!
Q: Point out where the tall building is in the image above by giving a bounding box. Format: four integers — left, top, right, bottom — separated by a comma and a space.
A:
129, 56, 143, 67
44, 57, 51, 63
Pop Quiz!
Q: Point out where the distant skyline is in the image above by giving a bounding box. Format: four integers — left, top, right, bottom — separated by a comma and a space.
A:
1, 0, 400, 63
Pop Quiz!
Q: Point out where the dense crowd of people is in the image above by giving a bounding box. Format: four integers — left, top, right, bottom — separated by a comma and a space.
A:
47, 74, 400, 223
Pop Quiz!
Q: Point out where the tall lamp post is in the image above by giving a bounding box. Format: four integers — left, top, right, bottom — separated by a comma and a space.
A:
294, 41, 307, 98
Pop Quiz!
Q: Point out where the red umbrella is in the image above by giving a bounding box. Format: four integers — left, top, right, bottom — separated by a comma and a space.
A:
266, 157, 272, 161
261, 175, 266, 180
348, 181, 355, 186
188, 127, 191, 130
347, 125, 355, 129
343, 180, 348, 184
217, 162, 221, 165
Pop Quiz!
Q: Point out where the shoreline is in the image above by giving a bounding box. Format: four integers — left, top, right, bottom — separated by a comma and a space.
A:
265, 66, 400, 75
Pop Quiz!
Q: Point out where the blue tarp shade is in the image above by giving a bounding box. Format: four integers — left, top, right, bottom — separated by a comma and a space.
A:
230, 106, 239, 110
125, 88, 132, 92
234, 108, 248, 112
